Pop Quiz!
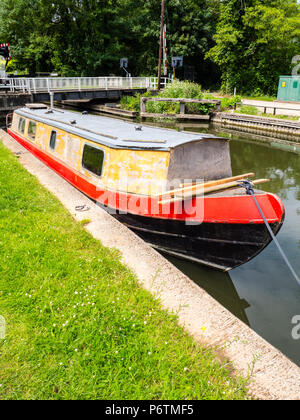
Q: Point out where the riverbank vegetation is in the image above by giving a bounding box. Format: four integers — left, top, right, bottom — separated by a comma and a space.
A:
0, 143, 248, 400
120, 81, 241, 115
207, 0, 300, 95
234, 105, 300, 121
0, 0, 299, 96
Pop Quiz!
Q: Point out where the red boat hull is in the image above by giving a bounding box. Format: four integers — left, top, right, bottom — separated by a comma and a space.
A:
7, 128, 285, 270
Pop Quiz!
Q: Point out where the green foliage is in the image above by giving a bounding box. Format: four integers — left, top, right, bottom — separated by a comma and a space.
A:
220, 95, 242, 111
122, 82, 242, 115
0, 144, 248, 399
148, 81, 208, 114
1, 0, 299, 97
120, 96, 140, 112
121, 81, 219, 115
235, 105, 299, 120
236, 105, 259, 115
262, 113, 299, 121
159, 80, 203, 99
242, 95, 276, 102
207, 0, 300, 95
0, 0, 218, 79
120, 91, 152, 112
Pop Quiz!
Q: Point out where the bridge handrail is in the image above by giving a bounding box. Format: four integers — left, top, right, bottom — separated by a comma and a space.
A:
2, 76, 171, 93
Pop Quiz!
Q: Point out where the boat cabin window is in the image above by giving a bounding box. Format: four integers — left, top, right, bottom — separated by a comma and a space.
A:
28, 120, 37, 139
18, 117, 26, 134
49, 131, 57, 150
82, 144, 104, 177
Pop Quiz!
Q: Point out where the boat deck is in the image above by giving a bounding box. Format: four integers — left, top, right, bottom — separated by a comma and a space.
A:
15, 106, 226, 151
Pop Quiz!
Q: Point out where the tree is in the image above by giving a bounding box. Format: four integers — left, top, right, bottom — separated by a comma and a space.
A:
207, 0, 300, 95
0, 0, 218, 83
115, 0, 218, 85
0, 0, 128, 75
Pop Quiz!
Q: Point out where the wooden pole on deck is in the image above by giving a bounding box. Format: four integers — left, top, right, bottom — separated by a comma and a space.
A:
156, 173, 255, 198
159, 179, 270, 205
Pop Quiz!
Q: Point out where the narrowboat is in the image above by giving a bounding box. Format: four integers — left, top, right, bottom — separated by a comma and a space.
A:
6, 104, 285, 271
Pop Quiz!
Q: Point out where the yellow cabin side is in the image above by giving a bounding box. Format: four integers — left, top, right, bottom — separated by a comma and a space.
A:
11, 113, 170, 195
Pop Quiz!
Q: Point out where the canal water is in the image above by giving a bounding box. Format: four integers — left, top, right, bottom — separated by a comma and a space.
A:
161, 124, 300, 366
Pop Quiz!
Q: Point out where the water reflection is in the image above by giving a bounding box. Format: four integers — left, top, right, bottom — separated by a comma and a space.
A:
229, 138, 300, 201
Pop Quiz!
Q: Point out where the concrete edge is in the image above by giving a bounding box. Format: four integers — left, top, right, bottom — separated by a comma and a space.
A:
1, 129, 300, 400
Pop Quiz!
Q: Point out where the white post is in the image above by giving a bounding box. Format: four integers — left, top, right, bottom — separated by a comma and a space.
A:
47, 78, 50, 93
50, 91, 54, 109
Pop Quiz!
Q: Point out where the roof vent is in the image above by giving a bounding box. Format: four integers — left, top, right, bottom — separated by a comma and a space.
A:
135, 125, 143, 131
70, 120, 77, 125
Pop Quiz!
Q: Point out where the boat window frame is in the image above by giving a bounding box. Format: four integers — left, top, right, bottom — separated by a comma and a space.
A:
81, 142, 105, 179
27, 120, 37, 140
49, 130, 57, 151
18, 117, 26, 134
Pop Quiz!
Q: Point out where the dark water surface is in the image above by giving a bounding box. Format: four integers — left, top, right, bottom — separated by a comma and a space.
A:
160, 125, 300, 366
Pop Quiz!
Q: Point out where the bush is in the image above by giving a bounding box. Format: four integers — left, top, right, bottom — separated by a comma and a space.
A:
120, 95, 140, 112
121, 81, 218, 115
159, 80, 203, 99
220, 95, 242, 111
120, 91, 154, 112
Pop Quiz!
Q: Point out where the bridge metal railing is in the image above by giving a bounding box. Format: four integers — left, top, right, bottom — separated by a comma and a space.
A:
0, 76, 171, 94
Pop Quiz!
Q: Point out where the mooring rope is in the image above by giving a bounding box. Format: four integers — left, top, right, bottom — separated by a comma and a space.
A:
239, 180, 300, 286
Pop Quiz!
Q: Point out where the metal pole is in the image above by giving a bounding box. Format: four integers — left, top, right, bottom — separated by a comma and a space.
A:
157, 0, 165, 91
163, 24, 167, 77
49, 91, 54, 109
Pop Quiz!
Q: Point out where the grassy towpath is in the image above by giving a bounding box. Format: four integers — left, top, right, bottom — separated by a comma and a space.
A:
0, 142, 248, 400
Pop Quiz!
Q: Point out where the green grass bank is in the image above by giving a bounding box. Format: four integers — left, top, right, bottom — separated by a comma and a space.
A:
0, 143, 248, 400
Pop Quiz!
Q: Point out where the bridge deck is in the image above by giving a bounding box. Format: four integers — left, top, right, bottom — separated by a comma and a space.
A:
0, 76, 169, 94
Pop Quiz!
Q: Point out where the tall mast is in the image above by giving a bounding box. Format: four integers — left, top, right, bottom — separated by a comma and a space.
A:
163, 24, 167, 76
157, 0, 165, 90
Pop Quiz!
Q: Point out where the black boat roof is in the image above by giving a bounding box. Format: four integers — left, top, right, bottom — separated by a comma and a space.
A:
16, 106, 228, 151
